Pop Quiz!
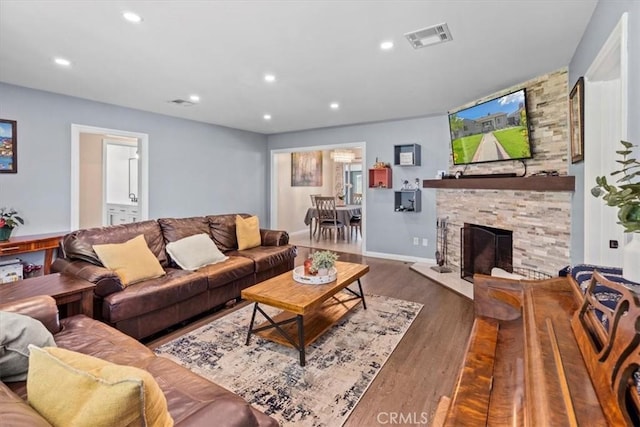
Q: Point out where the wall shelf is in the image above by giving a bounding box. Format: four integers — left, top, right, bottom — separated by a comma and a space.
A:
394, 144, 421, 166
422, 176, 575, 192
394, 189, 421, 212
369, 168, 392, 188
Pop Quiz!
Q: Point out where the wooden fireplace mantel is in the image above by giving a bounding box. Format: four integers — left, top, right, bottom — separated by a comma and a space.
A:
422, 175, 575, 192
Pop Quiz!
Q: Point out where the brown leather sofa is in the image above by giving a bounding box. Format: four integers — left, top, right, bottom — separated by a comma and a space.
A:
0, 295, 278, 427
53, 214, 296, 339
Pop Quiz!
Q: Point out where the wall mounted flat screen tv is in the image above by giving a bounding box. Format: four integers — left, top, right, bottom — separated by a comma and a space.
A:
448, 88, 532, 165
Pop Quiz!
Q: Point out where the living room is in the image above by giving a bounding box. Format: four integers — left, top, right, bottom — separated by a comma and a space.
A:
1, 0, 639, 426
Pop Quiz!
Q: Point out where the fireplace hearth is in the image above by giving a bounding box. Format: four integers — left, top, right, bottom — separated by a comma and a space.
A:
461, 224, 512, 283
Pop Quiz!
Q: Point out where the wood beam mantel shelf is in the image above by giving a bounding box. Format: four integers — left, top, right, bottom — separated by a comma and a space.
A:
422, 175, 575, 192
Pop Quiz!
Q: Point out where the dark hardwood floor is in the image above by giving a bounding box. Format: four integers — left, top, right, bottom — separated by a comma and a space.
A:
146, 247, 474, 426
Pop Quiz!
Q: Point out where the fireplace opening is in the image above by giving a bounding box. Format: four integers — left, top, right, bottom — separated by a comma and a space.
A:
460, 224, 513, 283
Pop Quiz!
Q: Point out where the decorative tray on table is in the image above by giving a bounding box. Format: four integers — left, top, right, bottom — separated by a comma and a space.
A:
292, 266, 337, 285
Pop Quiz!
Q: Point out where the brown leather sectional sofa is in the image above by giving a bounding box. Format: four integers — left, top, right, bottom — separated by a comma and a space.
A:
53, 214, 296, 339
0, 295, 278, 427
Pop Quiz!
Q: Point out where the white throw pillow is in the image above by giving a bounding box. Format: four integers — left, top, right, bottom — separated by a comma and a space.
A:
166, 233, 228, 271
490, 267, 526, 280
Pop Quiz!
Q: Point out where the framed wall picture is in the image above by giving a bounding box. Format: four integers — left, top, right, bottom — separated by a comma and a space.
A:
569, 77, 584, 164
0, 119, 17, 173
291, 151, 322, 186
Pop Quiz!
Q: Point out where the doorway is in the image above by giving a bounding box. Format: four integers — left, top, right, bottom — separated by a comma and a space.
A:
583, 13, 628, 266
270, 142, 365, 254
70, 124, 149, 231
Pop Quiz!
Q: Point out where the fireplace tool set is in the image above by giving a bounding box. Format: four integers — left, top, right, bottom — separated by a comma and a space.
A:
431, 217, 452, 273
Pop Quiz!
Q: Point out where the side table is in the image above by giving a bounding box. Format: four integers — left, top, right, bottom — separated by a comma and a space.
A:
0, 273, 95, 318
0, 232, 66, 274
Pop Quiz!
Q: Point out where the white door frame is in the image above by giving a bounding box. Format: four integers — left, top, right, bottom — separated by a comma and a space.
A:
71, 124, 149, 231
583, 12, 628, 265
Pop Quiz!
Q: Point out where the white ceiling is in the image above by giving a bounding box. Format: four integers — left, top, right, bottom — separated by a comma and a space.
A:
0, 0, 597, 135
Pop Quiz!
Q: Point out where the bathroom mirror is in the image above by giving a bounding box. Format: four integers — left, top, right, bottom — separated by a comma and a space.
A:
105, 141, 138, 205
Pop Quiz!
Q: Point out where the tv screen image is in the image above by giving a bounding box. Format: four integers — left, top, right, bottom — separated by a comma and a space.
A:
448, 88, 532, 165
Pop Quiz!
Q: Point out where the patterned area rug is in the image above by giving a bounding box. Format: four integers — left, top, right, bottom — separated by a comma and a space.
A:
155, 294, 422, 426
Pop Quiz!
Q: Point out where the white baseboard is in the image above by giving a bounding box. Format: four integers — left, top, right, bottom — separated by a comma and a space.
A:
363, 250, 435, 264
288, 229, 309, 236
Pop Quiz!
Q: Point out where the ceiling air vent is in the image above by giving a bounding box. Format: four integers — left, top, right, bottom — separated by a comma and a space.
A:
405, 23, 453, 49
168, 99, 195, 107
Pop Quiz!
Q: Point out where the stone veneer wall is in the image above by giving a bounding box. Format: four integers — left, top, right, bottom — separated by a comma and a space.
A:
438, 69, 572, 276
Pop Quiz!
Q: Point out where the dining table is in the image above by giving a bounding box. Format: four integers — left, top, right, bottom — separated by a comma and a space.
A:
304, 204, 362, 240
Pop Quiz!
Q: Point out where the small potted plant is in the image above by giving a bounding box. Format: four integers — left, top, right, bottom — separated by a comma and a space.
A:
591, 140, 640, 281
309, 250, 339, 276
0, 207, 24, 241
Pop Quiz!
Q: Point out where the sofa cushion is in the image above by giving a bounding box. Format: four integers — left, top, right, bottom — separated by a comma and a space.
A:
207, 213, 251, 252
231, 245, 298, 273
93, 235, 166, 286
53, 315, 156, 368
197, 255, 255, 290
136, 355, 267, 426
61, 220, 169, 267
158, 216, 211, 243
27, 346, 173, 427
236, 215, 262, 250
102, 269, 209, 323
166, 233, 228, 271
0, 311, 56, 382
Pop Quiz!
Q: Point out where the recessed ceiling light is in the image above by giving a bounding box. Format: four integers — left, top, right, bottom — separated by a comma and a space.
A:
264, 74, 276, 83
380, 41, 394, 50
330, 102, 340, 110
263, 114, 272, 120
123, 11, 142, 23
54, 57, 71, 67
189, 94, 200, 102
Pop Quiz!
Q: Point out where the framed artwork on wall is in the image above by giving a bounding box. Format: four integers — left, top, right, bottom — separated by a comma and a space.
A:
291, 151, 322, 186
569, 77, 584, 164
0, 119, 17, 173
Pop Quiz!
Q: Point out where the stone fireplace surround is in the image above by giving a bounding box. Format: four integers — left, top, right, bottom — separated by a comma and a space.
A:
437, 187, 571, 277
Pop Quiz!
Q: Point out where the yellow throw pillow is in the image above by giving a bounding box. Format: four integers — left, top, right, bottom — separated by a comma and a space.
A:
93, 234, 165, 286
236, 215, 261, 250
27, 346, 173, 427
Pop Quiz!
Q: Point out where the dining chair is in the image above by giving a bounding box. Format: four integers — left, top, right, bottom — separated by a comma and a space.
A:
350, 215, 362, 240
309, 194, 321, 239
314, 196, 346, 243
349, 193, 362, 240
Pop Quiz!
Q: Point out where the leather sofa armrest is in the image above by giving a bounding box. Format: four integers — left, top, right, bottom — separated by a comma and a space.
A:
52, 258, 123, 297
0, 295, 61, 335
259, 229, 289, 247
0, 382, 51, 427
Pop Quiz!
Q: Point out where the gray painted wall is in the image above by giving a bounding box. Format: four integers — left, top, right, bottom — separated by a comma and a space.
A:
568, 0, 640, 264
0, 83, 269, 237
267, 116, 450, 259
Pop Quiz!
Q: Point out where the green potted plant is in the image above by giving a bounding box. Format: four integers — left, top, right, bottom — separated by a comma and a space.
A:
591, 140, 640, 282
0, 207, 24, 241
310, 250, 339, 276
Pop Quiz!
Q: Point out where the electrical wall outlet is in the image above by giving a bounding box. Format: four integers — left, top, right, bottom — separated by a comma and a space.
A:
413, 237, 419, 245
422, 238, 428, 246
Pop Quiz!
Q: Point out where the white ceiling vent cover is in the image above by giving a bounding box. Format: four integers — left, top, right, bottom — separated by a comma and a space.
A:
168, 99, 195, 107
405, 23, 453, 49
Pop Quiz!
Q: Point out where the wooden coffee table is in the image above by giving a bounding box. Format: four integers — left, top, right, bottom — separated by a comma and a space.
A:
241, 261, 369, 366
